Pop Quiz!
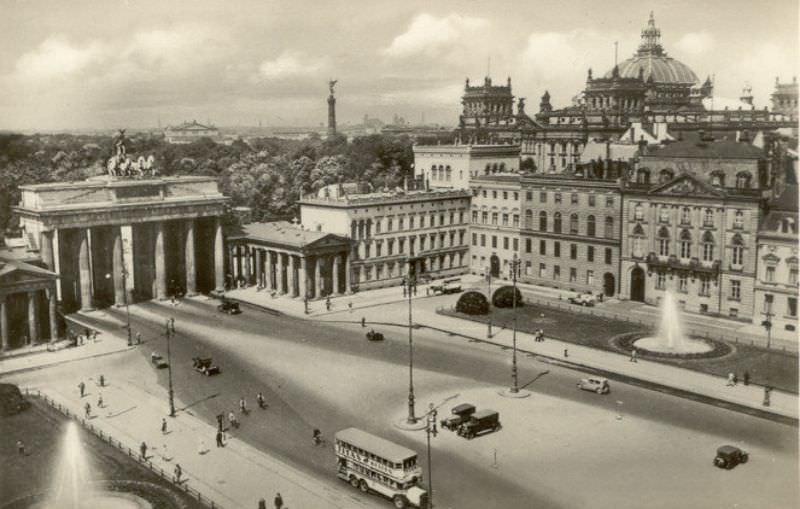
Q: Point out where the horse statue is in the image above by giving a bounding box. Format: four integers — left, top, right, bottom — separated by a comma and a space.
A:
119, 156, 132, 176
144, 155, 156, 176
107, 155, 119, 176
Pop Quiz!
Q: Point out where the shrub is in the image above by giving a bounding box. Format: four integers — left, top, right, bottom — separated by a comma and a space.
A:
492, 285, 524, 308
456, 291, 490, 315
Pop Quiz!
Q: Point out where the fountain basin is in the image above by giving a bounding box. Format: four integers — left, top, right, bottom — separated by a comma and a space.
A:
28, 492, 151, 509
634, 335, 714, 355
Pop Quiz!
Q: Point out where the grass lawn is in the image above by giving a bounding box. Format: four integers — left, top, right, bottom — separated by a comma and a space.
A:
0, 398, 204, 508
440, 302, 798, 393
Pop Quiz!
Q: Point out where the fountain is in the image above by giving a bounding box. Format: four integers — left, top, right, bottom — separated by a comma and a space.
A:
633, 291, 713, 355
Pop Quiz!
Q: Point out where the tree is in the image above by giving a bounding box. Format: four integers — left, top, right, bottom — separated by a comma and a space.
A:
492, 286, 524, 308
456, 291, 490, 315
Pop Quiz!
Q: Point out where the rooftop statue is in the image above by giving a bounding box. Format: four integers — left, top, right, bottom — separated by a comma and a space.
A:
329, 79, 337, 95
106, 131, 157, 178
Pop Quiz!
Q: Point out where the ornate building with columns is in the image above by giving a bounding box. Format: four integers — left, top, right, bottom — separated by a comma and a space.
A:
0, 256, 59, 352
13, 175, 228, 316
226, 221, 352, 299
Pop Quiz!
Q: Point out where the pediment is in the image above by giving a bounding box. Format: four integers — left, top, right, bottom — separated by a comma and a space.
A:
305, 234, 351, 249
648, 174, 724, 198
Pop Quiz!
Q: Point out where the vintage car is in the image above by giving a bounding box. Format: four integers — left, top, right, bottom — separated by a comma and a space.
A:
577, 377, 610, 394
150, 352, 169, 369
457, 409, 501, 439
567, 293, 597, 307
430, 278, 463, 295
192, 357, 220, 376
714, 445, 749, 469
217, 299, 241, 315
366, 329, 385, 341
440, 403, 476, 431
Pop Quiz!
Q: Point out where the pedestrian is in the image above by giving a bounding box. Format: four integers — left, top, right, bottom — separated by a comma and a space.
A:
136, 332, 142, 345
326, 297, 331, 311
727, 372, 736, 386
17, 440, 25, 456
78, 381, 86, 397
97, 393, 103, 408
229, 411, 239, 429
256, 392, 266, 409
239, 397, 248, 414
732, 373, 738, 385
348, 302, 353, 313
140, 441, 148, 459
161, 418, 168, 434
361, 317, 366, 328
84, 402, 91, 419
743, 371, 750, 386
274, 492, 283, 509
216, 413, 224, 431
216, 430, 225, 447
174, 463, 182, 483
99, 374, 105, 387
540, 329, 546, 342
563, 348, 569, 358
258, 498, 267, 509
630, 349, 638, 363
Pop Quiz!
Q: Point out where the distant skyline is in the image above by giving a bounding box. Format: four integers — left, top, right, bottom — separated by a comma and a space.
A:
0, 0, 797, 130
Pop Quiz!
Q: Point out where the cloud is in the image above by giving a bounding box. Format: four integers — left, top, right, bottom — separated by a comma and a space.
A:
383, 13, 489, 58
14, 36, 105, 80
675, 32, 715, 55
258, 50, 328, 80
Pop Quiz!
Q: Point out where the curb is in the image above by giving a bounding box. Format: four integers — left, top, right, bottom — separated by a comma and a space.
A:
0, 343, 135, 378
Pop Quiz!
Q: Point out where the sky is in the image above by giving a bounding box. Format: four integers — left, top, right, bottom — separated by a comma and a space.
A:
0, 0, 797, 130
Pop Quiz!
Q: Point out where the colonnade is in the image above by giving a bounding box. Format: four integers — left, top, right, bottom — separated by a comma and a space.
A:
0, 285, 57, 351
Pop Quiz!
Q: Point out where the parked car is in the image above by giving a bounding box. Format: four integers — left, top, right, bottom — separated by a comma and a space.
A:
366, 329, 384, 341
192, 357, 220, 376
440, 403, 476, 431
150, 352, 169, 369
430, 278, 463, 295
567, 293, 596, 306
457, 409, 501, 439
714, 445, 749, 469
577, 377, 610, 394
217, 299, 241, 315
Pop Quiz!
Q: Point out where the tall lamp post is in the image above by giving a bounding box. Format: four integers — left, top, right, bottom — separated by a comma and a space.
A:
165, 319, 176, 417
486, 270, 493, 338
405, 269, 418, 425
425, 403, 438, 508
761, 312, 774, 407
509, 254, 521, 394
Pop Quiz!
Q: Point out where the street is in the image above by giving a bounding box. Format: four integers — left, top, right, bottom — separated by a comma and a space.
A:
16, 296, 798, 509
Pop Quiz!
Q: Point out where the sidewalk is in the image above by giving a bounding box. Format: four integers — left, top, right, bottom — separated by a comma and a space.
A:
19, 354, 382, 509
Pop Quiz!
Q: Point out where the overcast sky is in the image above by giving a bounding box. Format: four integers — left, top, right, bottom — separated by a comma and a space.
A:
1, 0, 797, 130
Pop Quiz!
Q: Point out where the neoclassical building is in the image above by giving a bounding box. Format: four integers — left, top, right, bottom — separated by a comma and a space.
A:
468, 175, 522, 280
14, 176, 228, 314
0, 254, 58, 352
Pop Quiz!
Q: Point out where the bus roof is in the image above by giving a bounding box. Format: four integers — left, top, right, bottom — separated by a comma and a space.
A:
335, 428, 418, 463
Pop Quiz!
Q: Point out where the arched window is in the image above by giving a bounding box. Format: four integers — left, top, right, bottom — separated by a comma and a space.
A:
539, 211, 548, 231
703, 208, 714, 227
710, 170, 725, 187
731, 234, 744, 265
554, 212, 562, 233
570, 213, 579, 234
499, 163, 506, 172
735, 171, 751, 190
485, 164, 491, 176
636, 169, 650, 184
492, 163, 499, 173
587, 215, 596, 237
657, 226, 670, 256
634, 203, 644, 220
604, 216, 614, 238
632, 223, 645, 257
782, 217, 797, 234
659, 169, 674, 183
524, 210, 533, 229
734, 210, 744, 229
702, 231, 715, 261
681, 207, 691, 225
679, 229, 692, 259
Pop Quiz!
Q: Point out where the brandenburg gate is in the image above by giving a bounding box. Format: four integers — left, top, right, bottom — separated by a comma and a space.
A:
14, 176, 229, 313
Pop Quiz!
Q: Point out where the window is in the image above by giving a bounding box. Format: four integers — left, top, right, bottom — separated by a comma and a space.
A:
588, 195, 596, 207
606, 196, 614, 207
788, 297, 798, 318
587, 246, 594, 262
539, 211, 548, 231
387, 218, 393, 231
733, 210, 744, 229
481, 212, 488, 224
605, 248, 612, 264
657, 226, 670, 256
409, 216, 415, 229
702, 231, 715, 261
388, 239, 394, 255
656, 273, 666, 289
449, 212, 454, 225
480, 234, 486, 247
513, 238, 518, 251
399, 217, 404, 230
513, 214, 519, 228
492, 213, 498, 225
472, 233, 477, 246
503, 237, 509, 250
502, 214, 509, 226
699, 277, 711, 296
731, 234, 744, 266
482, 190, 487, 198
730, 280, 741, 300
735, 171, 751, 190
375, 220, 382, 234
681, 207, 691, 225
539, 240, 546, 255
571, 193, 578, 205
472, 211, 478, 223
525, 238, 532, 253
789, 267, 798, 285
569, 268, 577, 282
659, 206, 670, 224
524, 210, 533, 229
587, 270, 594, 286
554, 242, 561, 257
570, 214, 579, 234
492, 191, 497, 199
399, 239, 405, 253
526, 191, 533, 201
513, 192, 519, 201
678, 273, 688, 292
570, 244, 577, 259
539, 263, 546, 278
659, 169, 674, 183
376, 242, 382, 257
440, 213, 445, 225
634, 203, 644, 220
765, 266, 775, 282
554, 213, 562, 233
555, 193, 562, 204
587, 215, 596, 237
554, 265, 561, 280
679, 230, 692, 259
420, 236, 426, 251
540, 191, 547, 203
703, 208, 714, 227
711, 171, 725, 187
604, 217, 614, 239
492, 236, 497, 248
764, 294, 774, 313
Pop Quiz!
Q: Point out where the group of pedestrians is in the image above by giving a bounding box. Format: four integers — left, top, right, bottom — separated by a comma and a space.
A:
726, 371, 751, 386
533, 329, 546, 342
257, 492, 284, 509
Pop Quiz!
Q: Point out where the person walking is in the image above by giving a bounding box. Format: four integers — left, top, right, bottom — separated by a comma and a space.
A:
99, 374, 105, 387
140, 441, 148, 459
743, 371, 750, 386
84, 402, 91, 419
174, 463, 182, 483
361, 317, 366, 328
239, 397, 248, 414
17, 440, 25, 456
256, 392, 266, 409
325, 297, 331, 311
97, 393, 103, 408
563, 348, 569, 358
216, 414, 224, 431
161, 418, 168, 434
258, 498, 267, 509
727, 372, 736, 386
135, 332, 142, 345
348, 302, 353, 313
229, 411, 239, 429
78, 381, 86, 398
629, 348, 638, 362
216, 430, 225, 447
274, 492, 283, 509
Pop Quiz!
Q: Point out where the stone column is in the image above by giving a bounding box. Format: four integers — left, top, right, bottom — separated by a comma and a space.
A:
154, 222, 167, 300
78, 229, 93, 311
229, 246, 239, 279
299, 257, 308, 299
47, 286, 58, 342
214, 218, 225, 291
0, 297, 8, 351
265, 250, 274, 291
27, 291, 39, 344
40, 230, 55, 270
344, 253, 351, 293
314, 256, 323, 299
185, 220, 197, 296
255, 249, 263, 288
243, 245, 252, 286
277, 253, 286, 294
112, 227, 125, 306
332, 255, 341, 295
289, 255, 298, 297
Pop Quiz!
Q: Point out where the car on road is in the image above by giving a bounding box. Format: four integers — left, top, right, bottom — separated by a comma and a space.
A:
567, 293, 596, 306
192, 357, 220, 376
150, 353, 169, 369
457, 409, 501, 439
366, 329, 384, 341
577, 377, 610, 394
714, 445, 749, 469
217, 299, 241, 315
440, 403, 476, 431
430, 278, 463, 295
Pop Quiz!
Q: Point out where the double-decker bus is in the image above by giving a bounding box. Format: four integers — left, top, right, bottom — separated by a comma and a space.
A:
335, 427, 428, 509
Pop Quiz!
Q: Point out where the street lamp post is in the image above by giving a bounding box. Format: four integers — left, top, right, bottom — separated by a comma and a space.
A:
165, 320, 176, 417
761, 312, 774, 407
405, 270, 417, 425
509, 254, 521, 394
425, 403, 438, 508
486, 270, 492, 338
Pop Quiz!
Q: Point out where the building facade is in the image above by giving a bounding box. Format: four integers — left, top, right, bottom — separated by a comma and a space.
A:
413, 143, 521, 190
164, 121, 221, 144
299, 184, 471, 290
468, 175, 522, 281
0, 257, 58, 352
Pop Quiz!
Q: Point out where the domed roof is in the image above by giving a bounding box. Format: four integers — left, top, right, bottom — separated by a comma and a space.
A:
604, 13, 698, 85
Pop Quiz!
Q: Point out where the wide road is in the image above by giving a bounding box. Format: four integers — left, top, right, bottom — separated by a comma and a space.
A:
82, 297, 797, 509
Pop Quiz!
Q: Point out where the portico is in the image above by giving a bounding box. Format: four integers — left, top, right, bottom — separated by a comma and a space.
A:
227, 221, 352, 299
0, 259, 58, 352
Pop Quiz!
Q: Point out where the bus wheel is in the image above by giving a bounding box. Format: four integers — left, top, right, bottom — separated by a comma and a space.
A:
359, 479, 369, 493
349, 476, 359, 488
392, 495, 407, 509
